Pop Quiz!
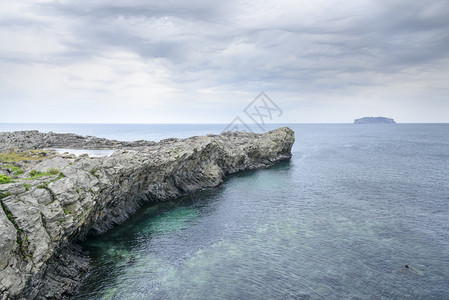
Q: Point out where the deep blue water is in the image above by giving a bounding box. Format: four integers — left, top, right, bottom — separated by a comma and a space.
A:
1, 123, 449, 299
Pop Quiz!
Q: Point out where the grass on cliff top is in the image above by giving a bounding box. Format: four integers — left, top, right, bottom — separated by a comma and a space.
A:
30, 168, 59, 177
0, 150, 51, 162
3, 164, 24, 175
21, 168, 64, 181
0, 174, 12, 184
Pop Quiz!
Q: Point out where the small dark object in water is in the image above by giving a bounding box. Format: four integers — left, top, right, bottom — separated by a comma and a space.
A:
128, 256, 135, 264
405, 265, 410, 269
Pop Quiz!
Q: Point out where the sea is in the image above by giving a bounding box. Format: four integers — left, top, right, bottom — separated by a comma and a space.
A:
1, 123, 448, 299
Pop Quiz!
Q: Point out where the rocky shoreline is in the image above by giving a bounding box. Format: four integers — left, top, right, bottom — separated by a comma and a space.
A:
0, 128, 295, 300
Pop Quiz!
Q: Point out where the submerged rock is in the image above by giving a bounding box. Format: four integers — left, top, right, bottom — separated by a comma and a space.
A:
0, 127, 294, 299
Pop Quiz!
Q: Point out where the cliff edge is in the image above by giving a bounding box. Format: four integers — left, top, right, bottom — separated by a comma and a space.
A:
0, 127, 294, 300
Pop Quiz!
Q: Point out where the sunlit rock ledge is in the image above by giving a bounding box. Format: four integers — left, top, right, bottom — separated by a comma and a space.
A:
0, 127, 294, 300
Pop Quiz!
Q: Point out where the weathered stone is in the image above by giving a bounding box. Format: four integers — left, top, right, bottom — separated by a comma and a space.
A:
0, 130, 157, 152
31, 157, 70, 173
0, 127, 295, 299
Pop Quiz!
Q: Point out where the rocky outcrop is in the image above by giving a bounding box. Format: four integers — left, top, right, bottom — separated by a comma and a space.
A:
0, 131, 156, 152
0, 127, 295, 300
354, 117, 396, 124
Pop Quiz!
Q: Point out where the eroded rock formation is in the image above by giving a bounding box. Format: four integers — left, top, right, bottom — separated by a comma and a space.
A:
0, 128, 294, 299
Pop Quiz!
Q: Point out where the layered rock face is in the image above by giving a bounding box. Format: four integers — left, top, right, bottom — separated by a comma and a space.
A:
0, 127, 295, 300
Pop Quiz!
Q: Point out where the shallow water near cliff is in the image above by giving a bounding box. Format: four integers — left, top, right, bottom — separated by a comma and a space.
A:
44, 148, 115, 157
3, 123, 448, 299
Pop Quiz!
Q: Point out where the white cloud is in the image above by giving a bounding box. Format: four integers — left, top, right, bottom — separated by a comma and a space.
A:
0, 0, 448, 123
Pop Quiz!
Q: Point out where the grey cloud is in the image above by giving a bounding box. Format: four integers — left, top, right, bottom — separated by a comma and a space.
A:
36, 0, 232, 23
3, 0, 449, 94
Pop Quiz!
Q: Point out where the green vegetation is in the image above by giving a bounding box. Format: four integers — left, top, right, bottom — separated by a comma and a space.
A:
49, 172, 65, 183
16, 229, 22, 245
63, 208, 70, 215
0, 192, 11, 199
4, 164, 23, 175
0, 200, 25, 249
37, 182, 48, 189
0, 150, 50, 162
5, 164, 20, 171
37, 183, 56, 204
29, 170, 41, 177
90, 168, 100, 179
27, 168, 62, 180
0, 174, 12, 184
47, 168, 60, 175
170, 148, 180, 156
1, 201, 14, 222
22, 183, 31, 191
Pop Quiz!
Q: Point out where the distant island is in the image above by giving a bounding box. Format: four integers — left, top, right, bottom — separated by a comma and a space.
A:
354, 117, 396, 124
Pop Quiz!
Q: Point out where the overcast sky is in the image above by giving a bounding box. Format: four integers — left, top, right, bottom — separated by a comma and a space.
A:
1, 0, 448, 123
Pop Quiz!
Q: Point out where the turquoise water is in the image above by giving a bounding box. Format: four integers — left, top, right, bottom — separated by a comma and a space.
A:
2, 123, 449, 299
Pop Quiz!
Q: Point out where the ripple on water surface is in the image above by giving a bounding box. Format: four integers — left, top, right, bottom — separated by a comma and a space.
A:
74, 124, 449, 300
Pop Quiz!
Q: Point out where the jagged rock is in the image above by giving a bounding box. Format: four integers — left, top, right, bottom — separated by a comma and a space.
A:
0, 130, 157, 152
0, 127, 295, 299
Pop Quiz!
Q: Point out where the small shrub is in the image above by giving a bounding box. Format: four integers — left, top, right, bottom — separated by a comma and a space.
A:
37, 182, 49, 189
5, 164, 23, 174
0, 192, 11, 199
90, 168, 100, 179
29, 170, 42, 177
0, 174, 12, 184
47, 168, 60, 175
28, 169, 62, 179
22, 183, 31, 191
49, 173, 65, 183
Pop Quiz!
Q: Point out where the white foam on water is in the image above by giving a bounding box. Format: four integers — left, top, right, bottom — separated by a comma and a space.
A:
45, 148, 115, 157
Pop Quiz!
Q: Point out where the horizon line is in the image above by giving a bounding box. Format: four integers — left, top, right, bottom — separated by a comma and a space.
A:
1, 122, 449, 125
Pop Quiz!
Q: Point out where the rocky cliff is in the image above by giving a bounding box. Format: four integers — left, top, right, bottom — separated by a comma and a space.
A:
0, 130, 156, 152
0, 127, 295, 300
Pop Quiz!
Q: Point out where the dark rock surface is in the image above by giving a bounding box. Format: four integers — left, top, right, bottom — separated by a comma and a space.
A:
0, 127, 295, 300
